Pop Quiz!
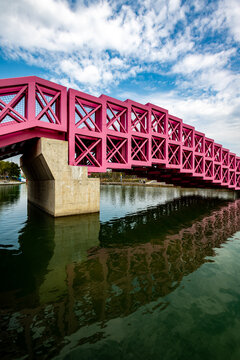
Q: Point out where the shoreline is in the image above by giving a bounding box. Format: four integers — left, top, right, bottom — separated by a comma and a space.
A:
0, 181, 24, 186
100, 181, 237, 194
100, 181, 175, 187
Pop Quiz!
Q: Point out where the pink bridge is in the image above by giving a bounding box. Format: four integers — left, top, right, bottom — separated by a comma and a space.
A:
0, 76, 240, 190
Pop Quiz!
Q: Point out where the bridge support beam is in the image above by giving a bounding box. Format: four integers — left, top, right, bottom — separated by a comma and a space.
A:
20, 138, 100, 217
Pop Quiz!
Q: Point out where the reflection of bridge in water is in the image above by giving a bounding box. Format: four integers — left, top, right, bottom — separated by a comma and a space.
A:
77, 198, 240, 322
1, 197, 240, 358
100, 195, 236, 246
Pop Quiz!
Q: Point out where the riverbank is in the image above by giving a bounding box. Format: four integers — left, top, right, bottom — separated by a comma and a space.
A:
0, 181, 24, 186
100, 181, 174, 187
100, 181, 237, 198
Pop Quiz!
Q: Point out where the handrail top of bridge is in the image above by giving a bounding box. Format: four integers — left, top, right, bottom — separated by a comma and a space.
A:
0, 75, 240, 189
0, 75, 240, 160
0, 75, 67, 90
99, 94, 130, 108
205, 136, 215, 142
145, 102, 169, 113
168, 113, 182, 122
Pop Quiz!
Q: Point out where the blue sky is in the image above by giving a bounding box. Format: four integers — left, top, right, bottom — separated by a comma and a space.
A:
0, 0, 239, 154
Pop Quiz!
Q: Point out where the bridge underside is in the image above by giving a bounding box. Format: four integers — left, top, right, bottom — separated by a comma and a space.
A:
123, 167, 227, 189
0, 128, 66, 161
0, 76, 239, 215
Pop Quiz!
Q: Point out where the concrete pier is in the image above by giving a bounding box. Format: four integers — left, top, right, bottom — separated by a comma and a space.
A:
21, 138, 100, 217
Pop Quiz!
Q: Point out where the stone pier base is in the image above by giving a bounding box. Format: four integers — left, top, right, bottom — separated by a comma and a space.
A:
20, 138, 100, 217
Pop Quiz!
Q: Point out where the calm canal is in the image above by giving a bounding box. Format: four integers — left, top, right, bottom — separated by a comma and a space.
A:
1, 184, 240, 360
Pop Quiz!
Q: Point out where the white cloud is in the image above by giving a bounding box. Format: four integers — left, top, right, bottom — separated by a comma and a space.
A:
0, 0, 162, 53
0, 0, 239, 153
171, 49, 239, 97
61, 60, 101, 84
222, 0, 240, 42
172, 50, 234, 74
0, 0, 190, 87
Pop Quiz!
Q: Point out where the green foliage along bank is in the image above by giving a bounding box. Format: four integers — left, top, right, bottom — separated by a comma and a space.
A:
0, 160, 21, 180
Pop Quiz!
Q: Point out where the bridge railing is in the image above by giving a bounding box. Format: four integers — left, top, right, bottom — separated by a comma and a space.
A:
67, 86, 240, 190
0, 76, 67, 136
0, 76, 239, 190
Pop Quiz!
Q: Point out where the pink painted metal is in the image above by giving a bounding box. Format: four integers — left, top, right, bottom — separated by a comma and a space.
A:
0, 76, 239, 190
0, 76, 67, 135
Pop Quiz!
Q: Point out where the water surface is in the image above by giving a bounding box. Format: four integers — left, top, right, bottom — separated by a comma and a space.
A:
0, 184, 240, 360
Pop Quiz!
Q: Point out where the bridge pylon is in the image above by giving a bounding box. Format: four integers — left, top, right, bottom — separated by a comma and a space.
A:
20, 138, 100, 217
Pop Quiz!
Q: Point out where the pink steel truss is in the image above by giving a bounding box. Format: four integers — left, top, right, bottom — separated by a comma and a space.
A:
0, 76, 240, 190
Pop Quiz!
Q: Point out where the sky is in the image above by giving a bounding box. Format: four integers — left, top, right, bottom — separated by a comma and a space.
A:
0, 0, 239, 154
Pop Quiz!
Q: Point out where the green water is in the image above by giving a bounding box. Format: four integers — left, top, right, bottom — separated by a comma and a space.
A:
0, 184, 240, 360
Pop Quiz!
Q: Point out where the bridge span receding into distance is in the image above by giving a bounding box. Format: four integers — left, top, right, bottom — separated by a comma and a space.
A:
0, 76, 239, 216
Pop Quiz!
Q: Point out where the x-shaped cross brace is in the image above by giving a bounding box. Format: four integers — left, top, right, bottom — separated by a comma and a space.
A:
168, 145, 180, 164
152, 137, 165, 159
75, 98, 101, 132
131, 107, 147, 133
107, 103, 127, 133
132, 138, 148, 161
75, 136, 101, 167
229, 172, 235, 185
183, 151, 192, 169
35, 85, 60, 124
205, 161, 213, 177
107, 137, 127, 163
168, 121, 180, 141
214, 148, 221, 162
236, 174, 240, 187
195, 156, 203, 173
222, 152, 228, 165
214, 165, 221, 180
195, 137, 203, 152
151, 111, 165, 134
182, 129, 193, 147
236, 161, 240, 172
0, 86, 27, 123
229, 157, 235, 169
205, 142, 213, 157
222, 169, 228, 183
